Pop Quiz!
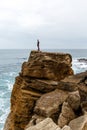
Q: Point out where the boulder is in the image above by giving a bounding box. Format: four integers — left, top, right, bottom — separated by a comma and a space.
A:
69, 115, 87, 130
21, 51, 73, 81
66, 91, 80, 110
25, 114, 45, 128
34, 89, 69, 117
62, 71, 87, 84
25, 118, 61, 130
58, 102, 76, 128
79, 82, 87, 102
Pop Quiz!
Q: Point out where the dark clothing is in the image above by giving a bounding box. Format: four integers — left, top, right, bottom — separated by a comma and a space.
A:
37, 40, 40, 51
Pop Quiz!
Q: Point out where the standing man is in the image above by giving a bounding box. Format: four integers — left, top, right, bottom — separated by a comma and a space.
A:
37, 39, 40, 51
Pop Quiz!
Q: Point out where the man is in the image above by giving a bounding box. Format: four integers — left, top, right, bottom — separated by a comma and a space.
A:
37, 39, 40, 51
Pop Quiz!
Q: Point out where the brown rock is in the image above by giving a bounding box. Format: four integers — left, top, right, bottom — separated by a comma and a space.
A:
20, 78, 78, 93
85, 79, 87, 85
21, 51, 73, 81
58, 102, 76, 128
81, 101, 87, 113
25, 118, 61, 130
57, 81, 78, 92
29, 51, 72, 65
62, 125, 72, 130
25, 114, 45, 128
66, 91, 80, 110
12, 90, 35, 129
10, 76, 41, 130
58, 114, 69, 128
79, 83, 87, 102
69, 115, 87, 130
34, 89, 69, 117
78, 76, 87, 114
21, 78, 59, 93
62, 71, 87, 84
3, 113, 13, 130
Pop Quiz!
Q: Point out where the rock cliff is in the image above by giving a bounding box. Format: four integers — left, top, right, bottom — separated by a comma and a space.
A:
4, 51, 87, 130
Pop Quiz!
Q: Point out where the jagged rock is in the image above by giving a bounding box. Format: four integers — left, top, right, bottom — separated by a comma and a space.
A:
12, 90, 35, 129
79, 84, 87, 102
85, 79, 87, 85
3, 113, 13, 130
81, 101, 87, 113
20, 78, 78, 93
58, 102, 76, 128
29, 51, 72, 65
78, 58, 87, 63
25, 114, 45, 128
78, 76, 87, 114
78, 77, 87, 102
69, 115, 87, 130
66, 91, 80, 110
57, 82, 78, 92
62, 125, 72, 130
10, 75, 41, 130
25, 118, 61, 130
21, 78, 59, 93
62, 71, 87, 84
34, 89, 68, 117
21, 51, 73, 81
57, 71, 87, 92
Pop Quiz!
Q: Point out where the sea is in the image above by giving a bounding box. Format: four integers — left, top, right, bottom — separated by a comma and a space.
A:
0, 49, 87, 130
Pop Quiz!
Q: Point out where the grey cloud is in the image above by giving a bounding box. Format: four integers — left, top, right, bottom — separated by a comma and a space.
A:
0, 0, 87, 49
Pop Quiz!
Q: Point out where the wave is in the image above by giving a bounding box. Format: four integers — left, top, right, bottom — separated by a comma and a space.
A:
0, 106, 10, 123
0, 72, 15, 130
0, 98, 10, 128
72, 58, 87, 74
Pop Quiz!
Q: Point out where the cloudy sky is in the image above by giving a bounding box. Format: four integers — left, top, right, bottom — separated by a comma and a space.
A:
0, 0, 87, 49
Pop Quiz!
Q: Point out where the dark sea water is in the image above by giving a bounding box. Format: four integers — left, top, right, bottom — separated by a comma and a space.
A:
0, 49, 87, 130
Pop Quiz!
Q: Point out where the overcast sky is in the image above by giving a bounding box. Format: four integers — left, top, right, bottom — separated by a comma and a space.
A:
0, 0, 87, 49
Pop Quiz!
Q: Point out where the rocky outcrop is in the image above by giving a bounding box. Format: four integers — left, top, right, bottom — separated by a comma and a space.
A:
21, 51, 73, 80
78, 58, 87, 63
4, 50, 87, 130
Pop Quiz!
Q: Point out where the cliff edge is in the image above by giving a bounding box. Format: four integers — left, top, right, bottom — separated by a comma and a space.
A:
4, 51, 87, 130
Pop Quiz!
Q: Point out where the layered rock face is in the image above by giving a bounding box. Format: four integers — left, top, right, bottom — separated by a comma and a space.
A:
21, 51, 73, 80
4, 51, 87, 130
